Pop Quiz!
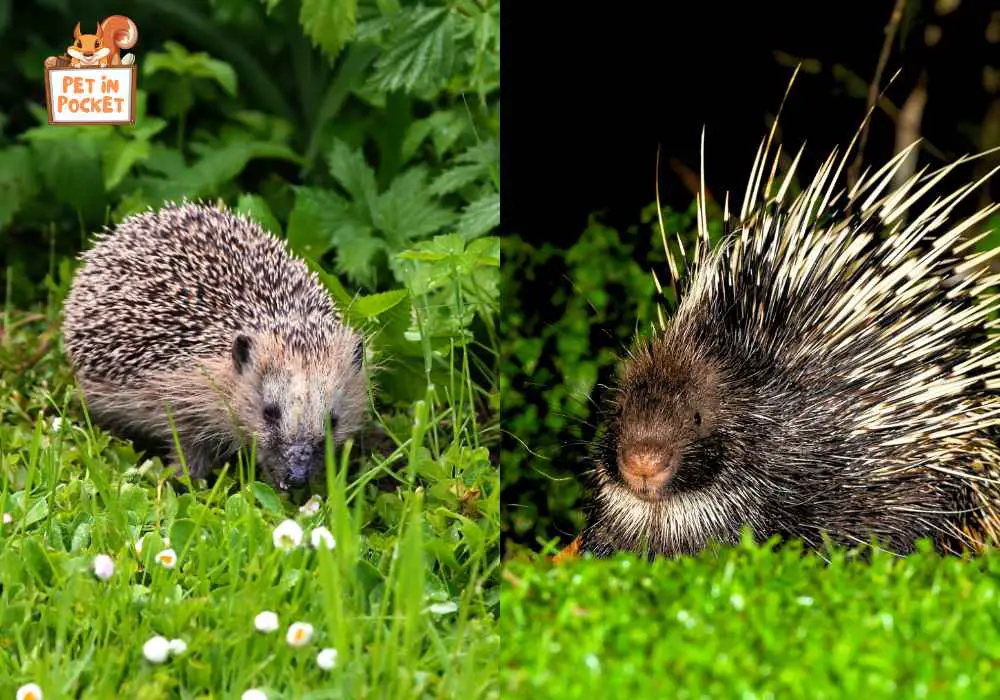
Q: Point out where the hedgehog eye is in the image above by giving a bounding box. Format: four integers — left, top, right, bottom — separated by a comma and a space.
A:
263, 403, 281, 425
329, 412, 339, 432
693, 412, 702, 427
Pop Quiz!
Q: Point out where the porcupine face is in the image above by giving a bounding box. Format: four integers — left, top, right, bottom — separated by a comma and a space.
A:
228, 326, 367, 490
603, 334, 724, 502
587, 314, 771, 557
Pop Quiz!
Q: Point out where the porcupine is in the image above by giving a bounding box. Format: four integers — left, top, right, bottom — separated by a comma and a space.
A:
575, 92, 1000, 560
61, 201, 369, 492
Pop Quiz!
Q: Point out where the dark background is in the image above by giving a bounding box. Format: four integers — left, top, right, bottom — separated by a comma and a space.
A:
500, 1, 1000, 554
501, 1, 996, 246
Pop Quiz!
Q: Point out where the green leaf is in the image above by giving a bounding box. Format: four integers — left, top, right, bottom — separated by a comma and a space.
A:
251, 482, 283, 515
429, 163, 485, 198
464, 235, 501, 268
140, 142, 303, 203
143, 41, 238, 96
70, 521, 92, 552
369, 7, 456, 94
456, 191, 499, 240
429, 110, 471, 160
349, 289, 409, 319
429, 142, 496, 196
22, 497, 49, 527
401, 109, 469, 162
102, 138, 151, 191
334, 232, 386, 287
169, 519, 198, 554
375, 166, 453, 245
21, 537, 54, 588
328, 139, 378, 222
236, 193, 283, 236
286, 186, 354, 257
300, 0, 359, 61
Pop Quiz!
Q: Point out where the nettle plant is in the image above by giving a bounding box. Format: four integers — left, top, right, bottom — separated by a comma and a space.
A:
0, 0, 499, 307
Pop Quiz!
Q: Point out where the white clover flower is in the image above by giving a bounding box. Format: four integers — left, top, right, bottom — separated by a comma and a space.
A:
3, 512, 13, 525
135, 534, 169, 557
317, 647, 338, 670
143, 635, 171, 663
168, 638, 187, 655
286, 621, 314, 647
272, 519, 303, 550
241, 690, 267, 700
16, 683, 43, 700
155, 548, 178, 569
255, 610, 279, 633
310, 527, 336, 550
50, 416, 64, 432
298, 496, 322, 516
92, 553, 114, 581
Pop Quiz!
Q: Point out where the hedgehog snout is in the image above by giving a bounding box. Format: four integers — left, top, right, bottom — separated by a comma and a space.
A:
617, 440, 679, 498
282, 441, 319, 488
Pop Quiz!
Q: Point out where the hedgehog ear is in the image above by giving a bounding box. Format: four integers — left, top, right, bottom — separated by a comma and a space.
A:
352, 336, 364, 372
232, 334, 253, 374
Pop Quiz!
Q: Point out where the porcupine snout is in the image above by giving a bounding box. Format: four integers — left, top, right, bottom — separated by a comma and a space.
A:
617, 439, 678, 498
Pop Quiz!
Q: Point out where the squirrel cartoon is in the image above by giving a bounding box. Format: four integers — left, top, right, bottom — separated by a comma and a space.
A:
45, 15, 138, 69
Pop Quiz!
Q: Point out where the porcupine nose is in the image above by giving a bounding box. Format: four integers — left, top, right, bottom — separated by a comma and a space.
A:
618, 442, 678, 495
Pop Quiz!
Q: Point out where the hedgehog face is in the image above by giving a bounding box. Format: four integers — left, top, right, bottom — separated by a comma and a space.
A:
230, 328, 368, 491
602, 334, 723, 502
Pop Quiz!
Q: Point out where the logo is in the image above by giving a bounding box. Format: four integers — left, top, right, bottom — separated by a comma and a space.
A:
43, 15, 139, 126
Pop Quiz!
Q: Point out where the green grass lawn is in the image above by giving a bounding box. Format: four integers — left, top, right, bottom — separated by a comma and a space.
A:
501, 536, 1000, 699
0, 305, 499, 699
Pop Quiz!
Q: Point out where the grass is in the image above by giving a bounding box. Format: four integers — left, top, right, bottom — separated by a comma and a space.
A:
501, 536, 1000, 699
0, 290, 500, 698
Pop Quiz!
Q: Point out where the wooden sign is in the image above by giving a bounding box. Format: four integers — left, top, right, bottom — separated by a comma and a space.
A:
45, 66, 137, 126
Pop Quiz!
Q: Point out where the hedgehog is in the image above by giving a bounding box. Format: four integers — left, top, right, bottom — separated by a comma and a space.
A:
61, 201, 369, 492
574, 93, 1000, 560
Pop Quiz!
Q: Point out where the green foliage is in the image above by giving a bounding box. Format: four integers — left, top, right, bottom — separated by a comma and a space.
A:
500, 202, 706, 549
502, 539, 1000, 698
0, 0, 499, 305
0, 0, 498, 695
298, 0, 359, 61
